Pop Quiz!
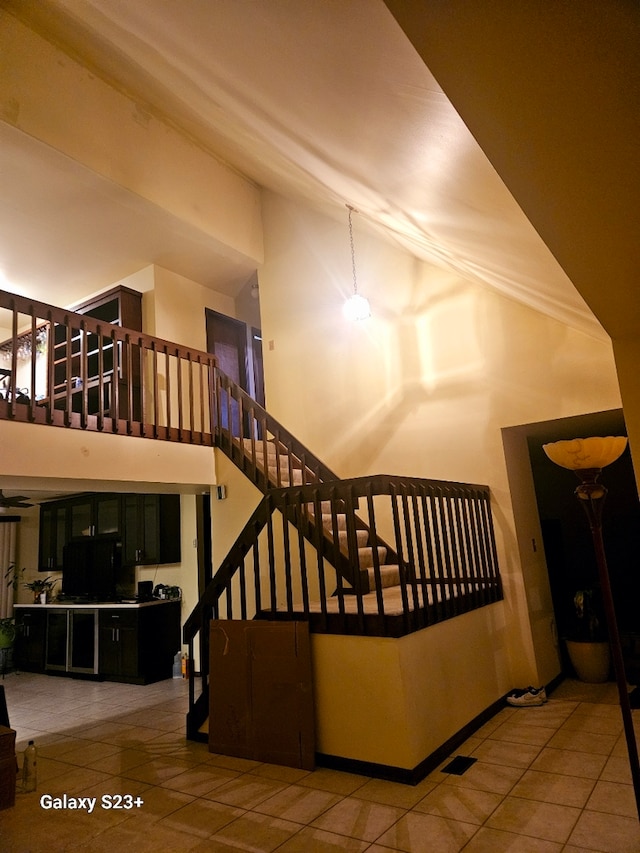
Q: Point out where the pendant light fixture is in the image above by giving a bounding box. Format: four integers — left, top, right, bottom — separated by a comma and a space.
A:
343, 205, 371, 321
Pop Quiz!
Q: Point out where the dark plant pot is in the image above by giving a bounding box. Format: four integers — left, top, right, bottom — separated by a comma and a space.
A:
566, 639, 611, 683
0, 627, 15, 650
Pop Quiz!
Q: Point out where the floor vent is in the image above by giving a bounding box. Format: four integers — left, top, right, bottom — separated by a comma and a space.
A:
442, 755, 477, 775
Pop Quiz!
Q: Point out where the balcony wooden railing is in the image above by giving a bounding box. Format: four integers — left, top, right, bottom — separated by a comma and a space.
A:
183, 473, 502, 737
0, 289, 215, 444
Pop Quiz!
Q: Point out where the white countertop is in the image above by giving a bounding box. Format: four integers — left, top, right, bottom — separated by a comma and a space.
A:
14, 599, 180, 610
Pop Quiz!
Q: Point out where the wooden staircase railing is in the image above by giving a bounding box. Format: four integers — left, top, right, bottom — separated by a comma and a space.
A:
0, 289, 215, 443
213, 369, 403, 592
184, 473, 502, 739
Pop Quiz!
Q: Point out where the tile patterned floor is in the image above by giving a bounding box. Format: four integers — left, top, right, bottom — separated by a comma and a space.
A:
1, 673, 640, 851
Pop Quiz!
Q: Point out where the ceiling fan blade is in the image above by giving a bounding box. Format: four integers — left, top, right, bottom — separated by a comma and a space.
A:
0, 490, 34, 507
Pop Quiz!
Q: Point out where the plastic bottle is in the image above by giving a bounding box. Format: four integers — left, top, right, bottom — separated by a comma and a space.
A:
22, 740, 37, 792
173, 651, 182, 679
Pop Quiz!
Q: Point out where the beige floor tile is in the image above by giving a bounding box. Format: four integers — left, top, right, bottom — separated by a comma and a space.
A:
86, 746, 153, 774
275, 825, 370, 851
510, 768, 595, 807
70, 814, 205, 852
204, 752, 264, 772
39, 764, 113, 795
471, 739, 542, 769
251, 762, 313, 783
460, 827, 563, 852
121, 755, 200, 784
209, 811, 304, 851
546, 727, 618, 755
205, 773, 289, 808
600, 754, 634, 784
351, 776, 435, 809
123, 783, 195, 820
297, 767, 370, 795
486, 796, 580, 843
488, 721, 555, 747
413, 784, 502, 824
375, 810, 477, 853
160, 763, 240, 796
567, 809, 640, 853
586, 780, 639, 819
52, 739, 122, 767
311, 795, 405, 841
159, 797, 245, 838
530, 746, 608, 778
441, 761, 523, 795
253, 784, 342, 823
560, 712, 623, 736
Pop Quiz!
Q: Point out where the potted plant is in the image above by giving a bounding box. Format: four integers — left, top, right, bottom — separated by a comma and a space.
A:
0, 617, 15, 650
565, 588, 611, 683
23, 576, 57, 604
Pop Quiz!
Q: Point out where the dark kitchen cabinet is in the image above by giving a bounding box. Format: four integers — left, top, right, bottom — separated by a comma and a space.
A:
99, 610, 139, 680
99, 602, 180, 683
15, 602, 180, 684
68, 494, 121, 539
44, 609, 98, 675
38, 502, 68, 572
51, 286, 142, 418
122, 494, 181, 566
39, 492, 180, 571
14, 608, 47, 672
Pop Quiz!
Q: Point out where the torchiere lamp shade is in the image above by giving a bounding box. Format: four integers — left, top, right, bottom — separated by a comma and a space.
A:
542, 436, 628, 471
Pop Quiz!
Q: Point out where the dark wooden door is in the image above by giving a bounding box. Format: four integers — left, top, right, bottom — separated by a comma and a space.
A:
205, 310, 265, 434
206, 310, 247, 436
209, 620, 315, 770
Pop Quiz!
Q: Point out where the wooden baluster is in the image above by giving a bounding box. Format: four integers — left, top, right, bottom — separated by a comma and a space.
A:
64, 320, 73, 426
329, 484, 346, 619
281, 491, 294, 612
28, 311, 37, 422
266, 494, 277, 612
187, 351, 195, 443
164, 347, 172, 439
46, 310, 55, 424
366, 485, 385, 618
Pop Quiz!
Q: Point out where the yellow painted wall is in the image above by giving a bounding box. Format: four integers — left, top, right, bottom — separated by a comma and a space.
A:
0, 10, 263, 266
312, 602, 507, 769
258, 192, 623, 695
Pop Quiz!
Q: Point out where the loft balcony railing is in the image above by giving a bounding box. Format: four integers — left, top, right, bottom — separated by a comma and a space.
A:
183, 473, 502, 737
0, 289, 215, 443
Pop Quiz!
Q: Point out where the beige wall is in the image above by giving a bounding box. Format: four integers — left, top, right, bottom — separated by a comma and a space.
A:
258, 192, 623, 691
313, 603, 508, 769
0, 10, 263, 267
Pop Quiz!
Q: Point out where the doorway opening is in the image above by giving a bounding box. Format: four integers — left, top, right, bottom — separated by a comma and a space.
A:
503, 408, 640, 682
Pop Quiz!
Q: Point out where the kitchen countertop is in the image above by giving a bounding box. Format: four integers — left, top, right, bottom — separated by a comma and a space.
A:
14, 599, 180, 609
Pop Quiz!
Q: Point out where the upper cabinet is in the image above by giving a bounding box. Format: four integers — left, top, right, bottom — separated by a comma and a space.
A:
52, 286, 142, 418
122, 494, 182, 566
39, 493, 181, 570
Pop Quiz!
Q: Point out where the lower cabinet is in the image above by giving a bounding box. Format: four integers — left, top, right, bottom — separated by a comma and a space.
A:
45, 609, 98, 675
14, 608, 47, 672
99, 603, 181, 684
15, 602, 181, 685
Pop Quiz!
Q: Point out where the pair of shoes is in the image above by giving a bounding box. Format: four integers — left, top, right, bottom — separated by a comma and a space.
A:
506, 686, 547, 707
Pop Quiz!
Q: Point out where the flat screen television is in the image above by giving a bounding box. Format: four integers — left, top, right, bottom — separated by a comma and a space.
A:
62, 535, 122, 601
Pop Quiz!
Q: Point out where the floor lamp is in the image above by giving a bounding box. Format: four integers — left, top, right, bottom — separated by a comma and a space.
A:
543, 436, 640, 821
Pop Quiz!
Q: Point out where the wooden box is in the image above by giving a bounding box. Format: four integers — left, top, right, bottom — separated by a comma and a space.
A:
0, 726, 16, 810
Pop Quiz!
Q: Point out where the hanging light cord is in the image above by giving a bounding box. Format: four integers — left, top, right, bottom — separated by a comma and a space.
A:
347, 205, 359, 295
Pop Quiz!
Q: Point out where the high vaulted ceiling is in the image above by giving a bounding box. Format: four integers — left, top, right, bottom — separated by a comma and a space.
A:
0, 0, 607, 338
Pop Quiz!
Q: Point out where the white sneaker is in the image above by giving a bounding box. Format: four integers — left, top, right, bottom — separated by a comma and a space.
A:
506, 686, 547, 707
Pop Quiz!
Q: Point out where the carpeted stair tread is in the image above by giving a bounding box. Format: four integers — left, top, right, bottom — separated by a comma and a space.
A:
357, 546, 388, 568
365, 565, 402, 588
336, 529, 370, 549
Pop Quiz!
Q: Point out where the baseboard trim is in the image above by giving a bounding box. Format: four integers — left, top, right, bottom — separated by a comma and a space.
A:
316, 694, 507, 786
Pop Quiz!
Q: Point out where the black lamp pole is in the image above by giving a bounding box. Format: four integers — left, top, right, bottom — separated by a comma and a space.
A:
573, 467, 640, 821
